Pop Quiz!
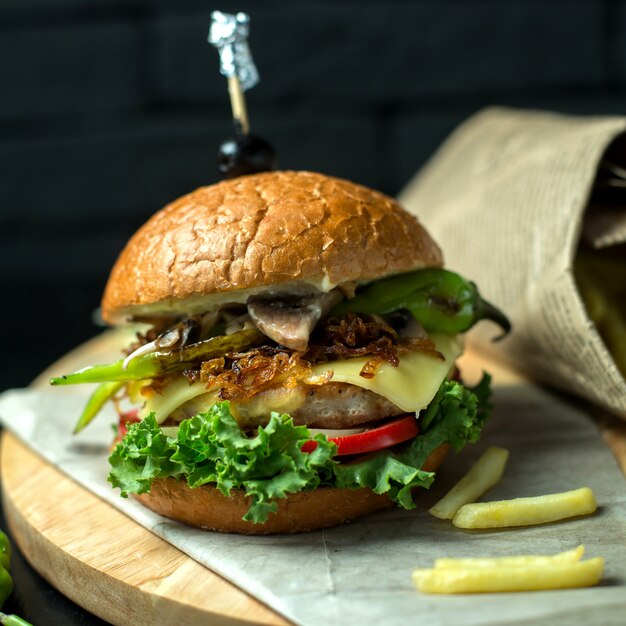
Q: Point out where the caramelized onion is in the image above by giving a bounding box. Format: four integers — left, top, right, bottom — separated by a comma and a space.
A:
195, 347, 331, 401
305, 313, 443, 377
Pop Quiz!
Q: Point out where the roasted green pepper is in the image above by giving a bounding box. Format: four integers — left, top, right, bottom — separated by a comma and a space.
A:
50, 328, 265, 386
0, 531, 34, 626
73, 381, 124, 434
331, 268, 510, 337
0, 531, 11, 608
0, 532, 9, 574
0, 613, 33, 626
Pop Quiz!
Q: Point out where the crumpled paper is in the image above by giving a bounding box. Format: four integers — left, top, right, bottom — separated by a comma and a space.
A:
1, 375, 625, 626
400, 107, 626, 418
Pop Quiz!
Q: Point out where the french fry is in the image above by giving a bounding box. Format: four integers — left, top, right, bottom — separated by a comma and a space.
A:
452, 487, 596, 529
412, 557, 604, 594
433, 545, 584, 569
429, 446, 509, 519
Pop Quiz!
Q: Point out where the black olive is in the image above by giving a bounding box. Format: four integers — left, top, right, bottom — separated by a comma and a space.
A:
217, 134, 278, 179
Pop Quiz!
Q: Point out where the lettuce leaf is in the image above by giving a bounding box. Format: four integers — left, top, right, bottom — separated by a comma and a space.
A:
333, 375, 491, 508
108, 375, 491, 523
109, 403, 337, 523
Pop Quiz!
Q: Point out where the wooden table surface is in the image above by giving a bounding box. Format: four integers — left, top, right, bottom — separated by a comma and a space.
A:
1, 331, 625, 626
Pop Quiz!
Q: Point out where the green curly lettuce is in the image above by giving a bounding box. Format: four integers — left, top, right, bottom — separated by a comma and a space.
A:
108, 375, 492, 523
109, 403, 337, 523
333, 375, 491, 508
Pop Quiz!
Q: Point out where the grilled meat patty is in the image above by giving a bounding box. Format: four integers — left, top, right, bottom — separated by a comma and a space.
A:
168, 382, 404, 431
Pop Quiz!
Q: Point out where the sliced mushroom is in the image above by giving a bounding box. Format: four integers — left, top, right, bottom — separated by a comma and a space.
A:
247, 290, 342, 351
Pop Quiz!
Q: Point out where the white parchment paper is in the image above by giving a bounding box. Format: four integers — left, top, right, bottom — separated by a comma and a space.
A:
1, 380, 626, 626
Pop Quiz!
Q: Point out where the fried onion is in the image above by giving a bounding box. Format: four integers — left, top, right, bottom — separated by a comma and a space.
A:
305, 313, 443, 377
195, 347, 331, 401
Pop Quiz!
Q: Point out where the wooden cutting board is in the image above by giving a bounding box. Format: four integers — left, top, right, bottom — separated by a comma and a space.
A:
1, 332, 625, 626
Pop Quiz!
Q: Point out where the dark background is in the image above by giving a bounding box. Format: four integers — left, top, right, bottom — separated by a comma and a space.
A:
1, 1, 626, 622
3, 0, 626, 389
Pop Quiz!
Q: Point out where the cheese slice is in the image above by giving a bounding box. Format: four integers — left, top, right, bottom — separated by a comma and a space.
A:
142, 377, 213, 424
310, 333, 462, 413
143, 333, 462, 424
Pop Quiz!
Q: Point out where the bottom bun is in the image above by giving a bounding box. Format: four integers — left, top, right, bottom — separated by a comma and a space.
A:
134, 444, 449, 534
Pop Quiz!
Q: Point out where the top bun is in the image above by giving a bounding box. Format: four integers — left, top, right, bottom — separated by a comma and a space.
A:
102, 171, 443, 324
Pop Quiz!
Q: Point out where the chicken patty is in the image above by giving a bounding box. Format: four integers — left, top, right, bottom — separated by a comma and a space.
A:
230, 382, 404, 430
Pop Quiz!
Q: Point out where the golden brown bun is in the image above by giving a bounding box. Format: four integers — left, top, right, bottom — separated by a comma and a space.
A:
133, 443, 449, 534
102, 171, 443, 323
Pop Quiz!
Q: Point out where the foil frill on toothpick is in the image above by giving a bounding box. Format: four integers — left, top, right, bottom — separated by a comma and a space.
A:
208, 11, 259, 92
209, 11, 277, 179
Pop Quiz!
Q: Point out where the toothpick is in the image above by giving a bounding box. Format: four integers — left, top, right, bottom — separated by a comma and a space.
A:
209, 11, 259, 137
228, 75, 250, 136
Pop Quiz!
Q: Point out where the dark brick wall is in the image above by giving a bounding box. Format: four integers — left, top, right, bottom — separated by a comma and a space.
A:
1, 0, 625, 388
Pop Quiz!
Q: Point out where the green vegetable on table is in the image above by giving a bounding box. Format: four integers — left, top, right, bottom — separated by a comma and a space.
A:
0, 612, 33, 626
0, 531, 33, 626
331, 268, 510, 337
0, 531, 12, 607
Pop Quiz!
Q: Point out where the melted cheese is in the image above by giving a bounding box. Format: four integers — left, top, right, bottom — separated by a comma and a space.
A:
143, 333, 462, 424
142, 377, 213, 424
310, 333, 462, 413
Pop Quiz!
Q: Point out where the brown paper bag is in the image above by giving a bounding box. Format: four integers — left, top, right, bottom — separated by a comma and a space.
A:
399, 107, 626, 418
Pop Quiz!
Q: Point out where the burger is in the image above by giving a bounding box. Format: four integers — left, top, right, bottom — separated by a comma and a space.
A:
51, 171, 509, 534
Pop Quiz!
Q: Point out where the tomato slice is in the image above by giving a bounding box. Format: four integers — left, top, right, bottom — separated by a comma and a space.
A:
117, 409, 140, 439
301, 415, 419, 456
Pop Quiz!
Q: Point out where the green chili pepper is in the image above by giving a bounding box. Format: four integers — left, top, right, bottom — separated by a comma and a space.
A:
50, 328, 265, 386
0, 531, 13, 609
0, 533, 9, 573
0, 571, 12, 611
73, 381, 124, 434
331, 268, 511, 337
0, 533, 48, 625
0, 613, 33, 626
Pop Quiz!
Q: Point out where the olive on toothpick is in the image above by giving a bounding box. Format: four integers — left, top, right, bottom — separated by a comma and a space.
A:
218, 134, 278, 179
